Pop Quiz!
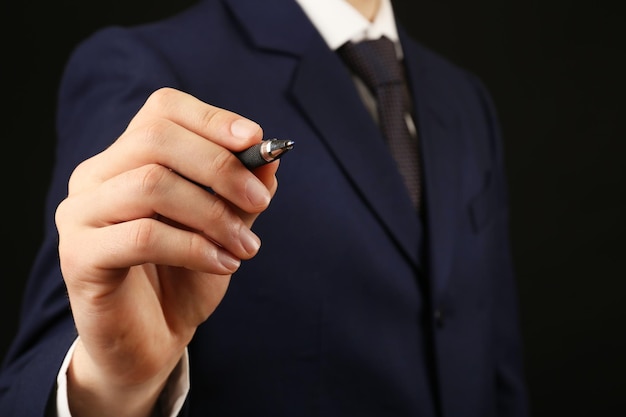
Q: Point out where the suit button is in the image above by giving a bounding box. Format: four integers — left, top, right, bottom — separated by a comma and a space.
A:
434, 309, 445, 328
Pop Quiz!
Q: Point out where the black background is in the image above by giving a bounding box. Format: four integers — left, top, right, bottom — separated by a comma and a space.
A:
2, 1, 624, 415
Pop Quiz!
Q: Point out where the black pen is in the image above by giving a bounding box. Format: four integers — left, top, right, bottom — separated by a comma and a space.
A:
235, 138, 295, 170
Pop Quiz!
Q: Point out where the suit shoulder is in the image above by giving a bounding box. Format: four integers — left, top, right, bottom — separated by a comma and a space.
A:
71, 0, 226, 55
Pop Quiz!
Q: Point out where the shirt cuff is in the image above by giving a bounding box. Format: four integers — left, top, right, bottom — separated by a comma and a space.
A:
56, 337, 190, 417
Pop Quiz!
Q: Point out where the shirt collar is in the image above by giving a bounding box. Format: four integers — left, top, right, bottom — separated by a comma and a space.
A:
295, 0, 400, 53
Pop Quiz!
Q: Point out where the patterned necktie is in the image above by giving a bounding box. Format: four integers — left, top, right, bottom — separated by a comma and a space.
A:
338, 36, 421, 211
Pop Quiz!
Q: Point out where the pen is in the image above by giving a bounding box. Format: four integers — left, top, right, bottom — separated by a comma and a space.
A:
172, 139, 294, 192
235, 138, 295, 170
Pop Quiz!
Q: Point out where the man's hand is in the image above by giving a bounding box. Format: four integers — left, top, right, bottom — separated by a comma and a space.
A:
55, 88, 279, 417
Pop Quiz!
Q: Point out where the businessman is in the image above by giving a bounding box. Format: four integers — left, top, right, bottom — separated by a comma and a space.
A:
0, 0, 529, 416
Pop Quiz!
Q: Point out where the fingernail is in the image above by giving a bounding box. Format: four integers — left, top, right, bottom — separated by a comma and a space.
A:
231, 119, 260, 140
245, 177, 271, 208
217, 251, 241, 273
240, 228, 261, 255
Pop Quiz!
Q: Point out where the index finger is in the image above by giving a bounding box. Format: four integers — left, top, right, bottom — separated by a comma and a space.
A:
131, 87, 264, 152
69, 87, 272, 212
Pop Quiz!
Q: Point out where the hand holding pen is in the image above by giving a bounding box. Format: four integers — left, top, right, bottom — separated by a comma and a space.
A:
55, 87, 291, 414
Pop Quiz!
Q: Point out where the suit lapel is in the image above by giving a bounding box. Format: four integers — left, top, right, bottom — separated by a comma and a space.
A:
290, 42, 424, 270
225, 0, 424, 270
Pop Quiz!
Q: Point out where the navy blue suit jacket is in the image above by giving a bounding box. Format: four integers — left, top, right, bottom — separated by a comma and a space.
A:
1, 0, 529, 416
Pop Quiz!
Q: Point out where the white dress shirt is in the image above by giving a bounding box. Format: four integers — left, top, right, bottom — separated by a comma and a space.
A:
55, 1, 402, 415
295, 0, 401, 53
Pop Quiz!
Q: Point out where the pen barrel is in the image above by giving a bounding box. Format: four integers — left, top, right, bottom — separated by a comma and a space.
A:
235, 144, 268, 170
235, 139, 294, 170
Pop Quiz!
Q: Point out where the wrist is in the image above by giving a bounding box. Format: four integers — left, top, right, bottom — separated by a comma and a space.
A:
66, 340, 172, 417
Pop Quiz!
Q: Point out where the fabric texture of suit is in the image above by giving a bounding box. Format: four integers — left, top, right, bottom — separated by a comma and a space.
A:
0, 0, 529, 416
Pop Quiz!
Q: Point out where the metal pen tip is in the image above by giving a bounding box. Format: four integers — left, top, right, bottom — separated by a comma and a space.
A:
267, 139, 295, 158
236, 138, 295, 169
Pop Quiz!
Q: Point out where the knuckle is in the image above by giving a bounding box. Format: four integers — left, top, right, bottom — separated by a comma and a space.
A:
140, 118, 172, 148
207, 147, 235, 178
120, 117, 173, 153
129, 218, 158, 253
58, 249, 81, 284
136, 164, 170, 198
67, 158, 96, 193
206, 196, 231, 223
186, 232, 206, 259
144, 87, 177, 110
196, 105, 225, 130
54, 198, 69, 227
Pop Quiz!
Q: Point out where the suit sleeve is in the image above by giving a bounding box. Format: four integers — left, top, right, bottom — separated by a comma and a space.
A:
0, 26, 187, 416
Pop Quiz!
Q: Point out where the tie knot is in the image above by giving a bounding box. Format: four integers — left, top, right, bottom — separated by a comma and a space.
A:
338, 36, 404, 92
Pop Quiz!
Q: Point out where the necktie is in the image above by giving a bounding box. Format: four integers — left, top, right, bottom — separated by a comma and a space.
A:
338, 36, 421, 211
